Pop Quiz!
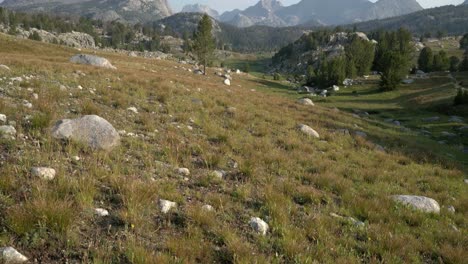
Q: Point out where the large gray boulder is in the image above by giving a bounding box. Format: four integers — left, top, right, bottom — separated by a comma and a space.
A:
70, 54, 116, 69
58, 31, 96, 49
391, 195, 440, 214
51, 115, 120, 150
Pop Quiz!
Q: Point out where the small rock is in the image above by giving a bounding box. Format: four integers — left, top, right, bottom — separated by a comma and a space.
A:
94, 208, 109, 217
32, 93, 39, 100
0, 125, 16, 136
391, 195, 440, 214
375, 144, 385, 152
226, 107, 237, 115
297, 98, 314, 106
249, 217, 269, 236
441, 131, 456, 138
223, 79, 231, 86
447, 206, 455, 214
31, 167, 56, 180
464, 179, 468, 184
211, 170, 225, 179
0, 64, 11, 71
298, 124, 320, 138
0, 114, 6, 123
202, 205, 214, 212
22, 100, 32, 109
0, 247, 28, 263
422, 116, 440, 122
127, 107, 138, 114
354, 131, 367, 138
159, 199, 177, 214
448, 116, 463, 123
177, 168, 190, 176
393, 120, 401, 126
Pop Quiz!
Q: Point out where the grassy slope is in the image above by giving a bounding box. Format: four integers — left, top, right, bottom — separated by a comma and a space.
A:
0, 34, 467, 263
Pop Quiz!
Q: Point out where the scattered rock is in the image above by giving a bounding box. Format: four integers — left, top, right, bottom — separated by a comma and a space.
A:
51, 115, 120, 151
202, 205, 214, 212
22, 100, 32, 109
298, 124, 320, 138
391, 195, 440, 214
127, 107, 138, 114
448, 116, 463, 123
94, 208, 109, 217
223, 79, 231, 86
334, 129, 350, 135
211, 170, 226, 179
0, 64, 11, 71
297, 98, 314, 106
177, 168, 190, 176
159, 199, 177, 214
0, 125, 16, 136
249, 217, 269, 236
375, 144, 385, 152
422, 116, 440, 122
441, 131, 456, 138
393, 120, 401, 126
70, 54, 116, 69
446, 206, 455, 214
354, 131, 367, 138
0, 114, 6, 123
31, 167, 56, 180
0, 247, 28, 263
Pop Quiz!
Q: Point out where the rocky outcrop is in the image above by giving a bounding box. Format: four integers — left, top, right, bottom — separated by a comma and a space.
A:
57, 31, 96, 49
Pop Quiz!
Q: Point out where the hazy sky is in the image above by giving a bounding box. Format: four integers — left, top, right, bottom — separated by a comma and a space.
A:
170, 0, 465, 12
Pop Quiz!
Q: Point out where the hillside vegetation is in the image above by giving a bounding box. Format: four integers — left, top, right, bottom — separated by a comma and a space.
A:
0, 33, 467, 263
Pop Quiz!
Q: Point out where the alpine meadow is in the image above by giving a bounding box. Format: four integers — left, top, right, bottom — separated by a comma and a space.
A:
0, 0, 467, 263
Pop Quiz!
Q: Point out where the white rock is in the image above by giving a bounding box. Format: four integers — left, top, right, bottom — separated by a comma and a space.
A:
298, 124, 320, 138
22, 100, 32, 109
0, 247, 28, 263
202, 205, 214, 212
212, 170, 226, 179
32, 93, 39, 100
0, 125, 16, 136
127, 107, 138, 114
391, 195, 440, 214
0, 114, 6, 123
332, 85, 340, 91
70, 54, 116, 69
31, 167, 56, 180
249, 217, 269, 235
0, 65, 11, 71
447, 206, 455, 214
223, 79, 231, 86
94, 208, 109, 217
159, 199, 177, 214
177, 168, 190, 176
297, 98, 314, 106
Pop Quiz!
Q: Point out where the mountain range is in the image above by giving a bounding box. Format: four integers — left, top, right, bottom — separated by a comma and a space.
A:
0, 0, 173, 24
181, 4, 219, 19
217, 0, 424, 27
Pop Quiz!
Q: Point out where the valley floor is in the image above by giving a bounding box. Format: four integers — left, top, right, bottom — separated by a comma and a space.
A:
0, 34, 466, 263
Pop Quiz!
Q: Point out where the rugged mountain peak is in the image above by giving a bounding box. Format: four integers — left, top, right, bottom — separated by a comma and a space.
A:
181, 4, 220, 18
1, 0, 173, 23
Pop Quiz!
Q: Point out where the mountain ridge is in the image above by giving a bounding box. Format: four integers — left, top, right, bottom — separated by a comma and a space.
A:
220, 0, 423, 27
0, 0, 173, 23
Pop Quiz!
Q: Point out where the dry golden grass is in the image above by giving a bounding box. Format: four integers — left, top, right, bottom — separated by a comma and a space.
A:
0, 33, 466, 263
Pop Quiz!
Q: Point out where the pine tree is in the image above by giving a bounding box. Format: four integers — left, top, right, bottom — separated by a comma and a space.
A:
193, 14, 215, 75
418, 47, 433, 72
432, 50, 449, 71
377, 28, 413, 91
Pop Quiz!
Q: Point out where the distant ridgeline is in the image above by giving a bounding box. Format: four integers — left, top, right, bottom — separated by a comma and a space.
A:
348, 5, 468, 36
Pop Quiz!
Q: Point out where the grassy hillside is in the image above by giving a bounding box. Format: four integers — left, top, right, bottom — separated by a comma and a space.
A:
0, 34, 466, 263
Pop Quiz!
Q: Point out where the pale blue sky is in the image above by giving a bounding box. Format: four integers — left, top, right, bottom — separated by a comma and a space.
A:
170, 0, 465, 12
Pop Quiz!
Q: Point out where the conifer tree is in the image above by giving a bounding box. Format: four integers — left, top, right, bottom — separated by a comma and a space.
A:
193, 14, 215, 75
